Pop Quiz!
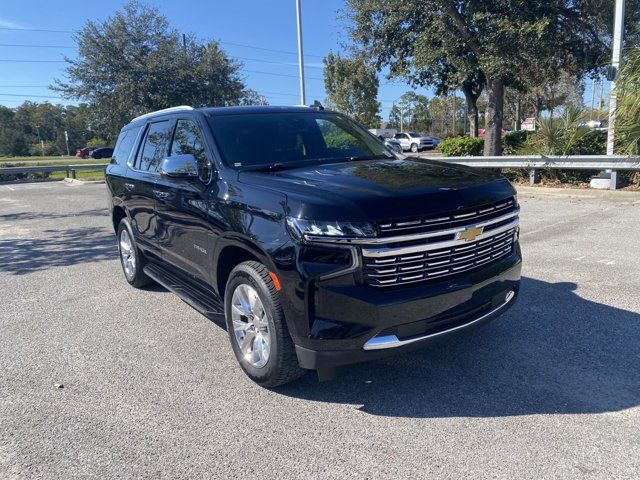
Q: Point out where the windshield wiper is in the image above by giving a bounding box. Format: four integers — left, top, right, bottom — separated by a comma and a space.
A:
347, 154, 391, 162
246, 163, 293, 173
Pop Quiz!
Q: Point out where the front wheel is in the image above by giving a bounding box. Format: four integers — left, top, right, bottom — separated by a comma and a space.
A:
410, 143, 419, 153
224, 261, 305, 387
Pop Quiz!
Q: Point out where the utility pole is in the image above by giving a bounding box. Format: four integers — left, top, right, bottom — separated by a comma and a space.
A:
35, 125, 44, 157
598, 79, 604, 112
606, 0, 625, 156
605, 0, 625, 190
452, 94, 457, 135
295, 0, 306, 105
590, 78, 596, 119
64, 130, 70, 157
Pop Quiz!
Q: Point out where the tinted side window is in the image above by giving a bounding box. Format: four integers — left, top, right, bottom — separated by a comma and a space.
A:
137, 121, 174, 172
171, 120, 211, 182
112, 126, 141, 165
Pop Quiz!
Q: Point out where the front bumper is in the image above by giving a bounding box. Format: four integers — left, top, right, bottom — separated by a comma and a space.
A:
292, 247, 521, 370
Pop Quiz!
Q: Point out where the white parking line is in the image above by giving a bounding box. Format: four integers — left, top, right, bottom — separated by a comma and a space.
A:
3, 185, 15, 191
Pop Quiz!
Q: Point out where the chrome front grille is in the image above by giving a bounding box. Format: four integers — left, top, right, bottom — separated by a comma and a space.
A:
363, 228, 516, 287
378, 198, 516, 237
362, 197, 519, 288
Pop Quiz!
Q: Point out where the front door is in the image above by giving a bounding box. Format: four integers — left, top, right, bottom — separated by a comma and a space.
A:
154, 118, 217, 283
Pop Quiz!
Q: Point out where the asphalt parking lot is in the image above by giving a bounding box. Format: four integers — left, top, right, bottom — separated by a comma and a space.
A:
1, 181, 639, 479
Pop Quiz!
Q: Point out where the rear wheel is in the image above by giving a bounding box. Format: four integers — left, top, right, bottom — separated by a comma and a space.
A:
224, 261, 305, 387
117, 218, 152, 288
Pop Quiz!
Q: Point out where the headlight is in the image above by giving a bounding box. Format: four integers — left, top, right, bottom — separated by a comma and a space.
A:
286, 217, 376, 241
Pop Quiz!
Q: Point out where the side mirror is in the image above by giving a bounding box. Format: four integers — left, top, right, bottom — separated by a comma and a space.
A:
386, 142, 403, 154
159, 154, 199, 178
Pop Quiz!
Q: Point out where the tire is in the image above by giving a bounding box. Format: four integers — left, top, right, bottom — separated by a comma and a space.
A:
116, 218, 153, 288
224, 261, 305, 387
410, 143, 419, 153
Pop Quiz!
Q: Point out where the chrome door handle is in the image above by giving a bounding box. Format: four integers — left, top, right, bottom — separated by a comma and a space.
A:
153, 190, 171, 199
124, 183, 135, 191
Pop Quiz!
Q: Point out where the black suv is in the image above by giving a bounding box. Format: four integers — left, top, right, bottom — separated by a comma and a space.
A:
106, 105, 521, 387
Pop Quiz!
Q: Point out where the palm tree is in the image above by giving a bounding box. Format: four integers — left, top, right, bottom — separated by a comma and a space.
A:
616, 45, 640, 154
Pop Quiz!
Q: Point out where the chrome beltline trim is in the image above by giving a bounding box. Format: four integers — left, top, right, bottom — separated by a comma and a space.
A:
303, 209, 520, 245
363, 291, 516, 351
361, 219, 519, 258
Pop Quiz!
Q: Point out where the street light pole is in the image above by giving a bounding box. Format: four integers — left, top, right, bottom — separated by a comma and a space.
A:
606, 0, 625, 156
295, 0, 306, 105
604, 0, 625, 190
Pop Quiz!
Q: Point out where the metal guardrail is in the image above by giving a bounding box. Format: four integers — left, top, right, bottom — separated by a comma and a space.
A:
0, 163, 108, 179
434, 155, 640, 190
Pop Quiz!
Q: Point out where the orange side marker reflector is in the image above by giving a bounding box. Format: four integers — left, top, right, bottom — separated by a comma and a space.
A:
269, 272, 282, 291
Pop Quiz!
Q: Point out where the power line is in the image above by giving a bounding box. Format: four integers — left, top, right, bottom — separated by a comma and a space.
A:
0, 26, 325, 58
0, 26, 73, 34
242, 69, 322, 80
0, 59, 66, 63
0, 93, 61, 98
0, 43, 75, 48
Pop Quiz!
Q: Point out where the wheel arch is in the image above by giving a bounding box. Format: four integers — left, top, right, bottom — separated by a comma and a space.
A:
214, 237, 276, 299
112, 205, 127, 233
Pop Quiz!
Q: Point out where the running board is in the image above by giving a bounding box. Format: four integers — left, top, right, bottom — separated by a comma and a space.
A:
143, 263, 224, 319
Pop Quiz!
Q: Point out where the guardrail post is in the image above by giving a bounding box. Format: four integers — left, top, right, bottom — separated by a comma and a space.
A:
71, 169, 77, 179
529, 168, 539, 185
609, 170, 618, 190
65, 167, 70, 178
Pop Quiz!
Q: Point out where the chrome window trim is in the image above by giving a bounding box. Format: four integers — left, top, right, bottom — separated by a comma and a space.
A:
303, 209, 519, 245
361, 219, 519, 258
363, 290, 516, 350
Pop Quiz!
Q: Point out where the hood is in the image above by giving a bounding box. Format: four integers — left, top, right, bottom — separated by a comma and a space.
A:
238, 158, 515, 222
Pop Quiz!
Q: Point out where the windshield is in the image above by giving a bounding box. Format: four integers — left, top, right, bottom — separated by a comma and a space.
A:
206, 111, 393, 170
408, 132, 421, 137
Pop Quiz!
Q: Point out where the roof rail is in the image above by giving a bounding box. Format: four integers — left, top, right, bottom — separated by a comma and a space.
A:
131, 105, 194, 123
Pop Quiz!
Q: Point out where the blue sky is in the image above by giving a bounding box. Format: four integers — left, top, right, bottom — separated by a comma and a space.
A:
0, 0, 604, 120
0, 0, 421, 119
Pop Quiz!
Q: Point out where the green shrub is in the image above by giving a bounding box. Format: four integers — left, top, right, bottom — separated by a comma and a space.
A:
567, 130, 606, 155
438, 136, 484, 156
503, 130, 531, 155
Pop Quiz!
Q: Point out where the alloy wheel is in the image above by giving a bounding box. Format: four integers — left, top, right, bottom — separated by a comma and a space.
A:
119, 229, 136, 280
230, 283, 271, 368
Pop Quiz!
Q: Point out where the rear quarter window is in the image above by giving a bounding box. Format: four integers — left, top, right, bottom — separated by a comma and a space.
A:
111, 126, 142, 165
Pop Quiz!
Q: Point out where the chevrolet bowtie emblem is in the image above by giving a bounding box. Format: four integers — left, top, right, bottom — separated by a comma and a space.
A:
456, 226, 484, 242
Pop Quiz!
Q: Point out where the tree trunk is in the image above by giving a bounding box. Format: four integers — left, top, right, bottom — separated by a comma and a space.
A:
484, 77, 504, 156
462, 85, 479, 137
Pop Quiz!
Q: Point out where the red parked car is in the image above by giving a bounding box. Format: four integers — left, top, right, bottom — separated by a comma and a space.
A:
76, 147, 91, 159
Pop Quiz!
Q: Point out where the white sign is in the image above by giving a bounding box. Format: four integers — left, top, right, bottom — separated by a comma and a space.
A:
521, 118, 536, 131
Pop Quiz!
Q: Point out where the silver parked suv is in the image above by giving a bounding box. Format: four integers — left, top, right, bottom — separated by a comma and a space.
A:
394, 132, 434, 152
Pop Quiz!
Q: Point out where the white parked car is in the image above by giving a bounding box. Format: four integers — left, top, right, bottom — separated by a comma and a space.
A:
393, 132, 435, 152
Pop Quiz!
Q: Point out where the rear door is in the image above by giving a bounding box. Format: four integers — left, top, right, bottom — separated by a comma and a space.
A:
106, 125, 143, 207
154, 117, 216, 282
125, 119, 175, 257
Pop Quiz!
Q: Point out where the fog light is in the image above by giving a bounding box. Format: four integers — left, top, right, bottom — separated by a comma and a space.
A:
505, 290, 515, 303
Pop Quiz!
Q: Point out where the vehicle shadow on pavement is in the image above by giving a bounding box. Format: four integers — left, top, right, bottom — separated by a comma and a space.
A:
0, 226, 117, 274
277, 277, 640, 418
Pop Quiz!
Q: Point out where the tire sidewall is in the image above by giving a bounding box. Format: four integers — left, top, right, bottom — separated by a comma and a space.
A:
411, 143, 418, 153
224, 265, 281, 384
